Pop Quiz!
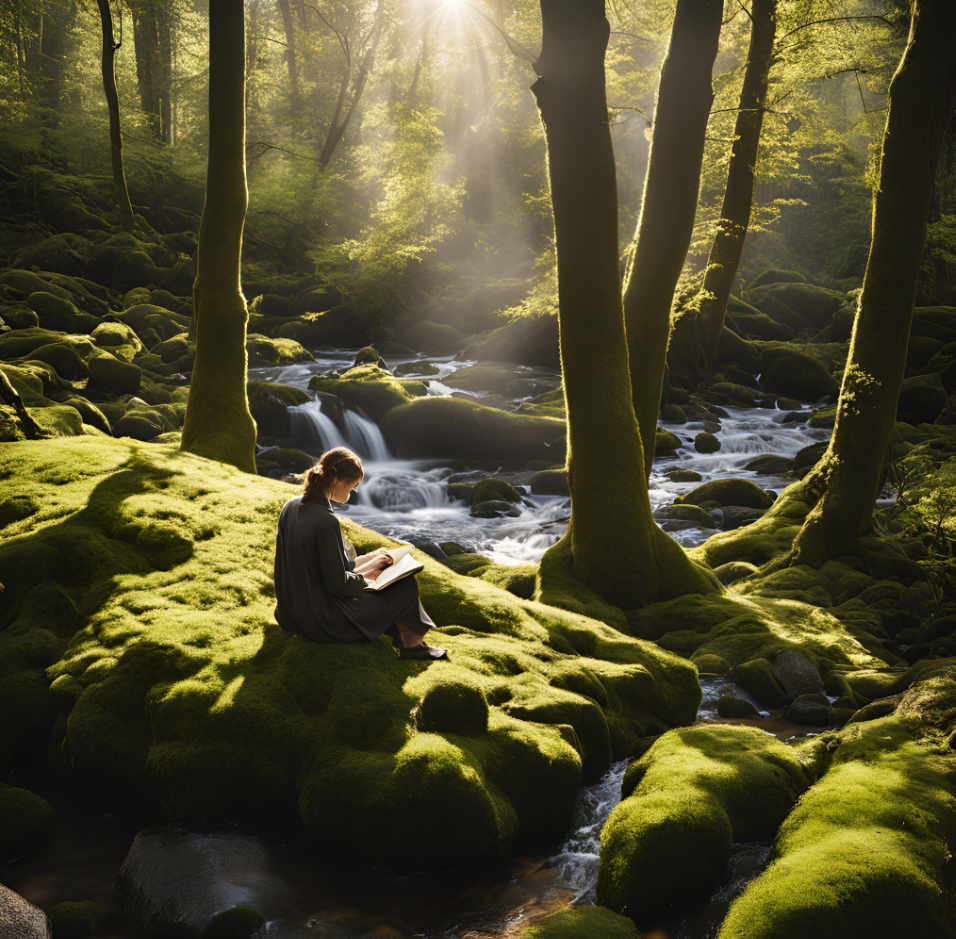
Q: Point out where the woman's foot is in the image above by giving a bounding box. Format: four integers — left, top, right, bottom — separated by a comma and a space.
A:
398, 642, 448, 660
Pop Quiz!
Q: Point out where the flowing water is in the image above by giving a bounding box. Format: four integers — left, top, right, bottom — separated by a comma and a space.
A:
2, 348, 833, 937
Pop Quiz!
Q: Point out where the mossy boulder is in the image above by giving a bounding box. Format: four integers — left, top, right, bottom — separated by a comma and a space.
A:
675, 478, 773, 510
0, 436, 701, 867
0, 784, 55, 861
655, 427, 682, 453
45, 901, 110, 939
719, 680, 956, 939
654, 504, 717, 529
746, 269, 807, 290
744, 282, 847, 332
26, 405, 86, 438
760, 348, 838, 402
444, 363, 526, 393
716, 694, 759, 718
381, 396, 567, 466
597, 725, 811, 919
394, 361, 440, 378
898, 374, 948, 425
246, 334, 313, 367
247, 381, 311, 439
26, 341, 94, 381
695, 431, 720, 453
417, 680, 490, 736
517, 906, 642, 939
309, 365, 426, 423
693, 653, 730, 676
27, 291, 100, 333
733, 658, 790, 708
353, 345, 382, 366
473, 478, 522, 505
12, 308, 40, 329
88, 354, 142, 396
530, 468, 570, 496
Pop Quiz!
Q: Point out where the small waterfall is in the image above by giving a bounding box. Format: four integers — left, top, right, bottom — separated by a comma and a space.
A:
288, 400, 347, 451
354, 469, 451, 511
343, 411, 392, 461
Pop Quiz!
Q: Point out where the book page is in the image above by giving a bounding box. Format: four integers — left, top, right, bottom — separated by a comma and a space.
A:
364, 549, 423, 591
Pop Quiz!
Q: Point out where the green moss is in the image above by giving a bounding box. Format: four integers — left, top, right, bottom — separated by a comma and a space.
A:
381, 396, 567, 466
746, 269, 806, 290
692, 653, 730, 676
0, 784, 55, 861
530, 468, 570, 496
517, 906, 642, 939
247, 381, 311, 438
473, 478, 522, 504
719, 707, 956, 937
676, 478, 773, 510
309, 364, 425, 422
734, 658, 789, 708
354, 346, 382, 365
417, 680, 490, 736
716, 694, 759, 718
246, 334, 313, 367
655, 426, 683, 453
760, 347, 838, 402
46, 900, 111, 939
201, 906, 264, 939
597, 725, 811, 919
28, 405, 86, 438
0, 437, 700, 867
88, 354, 142, 396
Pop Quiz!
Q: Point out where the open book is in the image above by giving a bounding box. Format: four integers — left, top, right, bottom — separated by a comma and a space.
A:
363, 545, 424, 592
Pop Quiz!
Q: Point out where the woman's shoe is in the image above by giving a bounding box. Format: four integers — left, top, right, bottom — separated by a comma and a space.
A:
398, 641, 448, 660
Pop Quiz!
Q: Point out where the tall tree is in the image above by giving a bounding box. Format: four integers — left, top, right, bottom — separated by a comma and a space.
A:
532, 0, 718, 609
95, 0, 136, 233
622, 0, 723, 477
131, 0, 172, 143
697, 0, 778, 364
36, 0, 75, 117
276, 0, 300, 130
792, 0, 956, 566
180, 0, 257, 473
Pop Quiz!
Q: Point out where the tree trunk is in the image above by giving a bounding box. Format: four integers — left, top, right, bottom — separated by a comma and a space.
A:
180, 0, 257, 474
532, 0, 719, 609
96, 0, 136, 234
277, 0, 299, 132
37, 0, 74, 117
157, 2, 172, 144
622, 0, 722, 477
697, 0, 777, 364
14, 0, 26, 99
0, 369, 43, 439
132, 0, 171, 142
792, 0, 956, 566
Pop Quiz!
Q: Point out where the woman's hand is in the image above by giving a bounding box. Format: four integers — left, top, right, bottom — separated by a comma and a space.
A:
362, 554, 393, 581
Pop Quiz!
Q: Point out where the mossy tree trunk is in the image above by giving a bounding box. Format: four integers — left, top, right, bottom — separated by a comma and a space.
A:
95, 0, 136, 234
180, 0, 257, 474
793, 0, 956, 566
0, 368, 42, 438
532, 0, 719, 609
697, 0, 777, 364
622, 0, 723, 477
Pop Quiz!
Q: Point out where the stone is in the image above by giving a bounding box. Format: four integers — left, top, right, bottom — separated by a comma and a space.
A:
733, 658, 789, 708
11, 309, 39, 329
88, 355, 142, 396
784, 693, 833, 727
676, 478, 774, 510
665, 469, 702, 483
744, 453, 794, 475
772, 651, 824, 700
417, 681, 489, 736
654, 504, 717, 528
716, 694, 760, 719
661, 403, 687, 422
0, 884, 51, 939
720, 506, 766, 530
760, 348, 838, 401
694, 432, 720, 453
529, 468, 569, 496
45, 901, 110, 939
471, 500, 521, 519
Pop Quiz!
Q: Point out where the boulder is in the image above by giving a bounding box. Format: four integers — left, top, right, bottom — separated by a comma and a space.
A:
115, 826, 294, 939
713, 560, 759, 585
517, 906, 641, 939
444, 363, 526, 393
45, 902, 110, 939
25, 341, 93, 381
309, 365, 426, 423
417, 681, 489, 736
660, 403, 687, 422
772, 651, 824, 699
784, 693, 833, 727
744, 453, 794, 475
247, 381, 311, 439
746, 269, 807, 290
458, 315, 559, 369
113, 406, 167, 441
695, 431, 720, 453
665, 468, 702, 482
11, 309, 40, 329
744, 282, 847, 331
898, 374, 947, 425
760, 347, 838, 401
529, 468, 569, 496
472, 478, 522, 505
717, 694, 760, 719
792, 440, 828, 474
654, 504, 717, 529
0, 884, 51, 939
27, 291, 99, 333
676, 478, 774, 510
733, 658, 790, 708
381, 396, 567, 466
88, 355, 142, 396
692, 653, 730, 676
393, 361, 440, 378
656, 427, 682, 453
0, 784, 55, 861
471, 500, 521, 519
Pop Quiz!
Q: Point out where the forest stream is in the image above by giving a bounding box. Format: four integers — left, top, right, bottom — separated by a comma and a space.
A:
2, 353, 832, 939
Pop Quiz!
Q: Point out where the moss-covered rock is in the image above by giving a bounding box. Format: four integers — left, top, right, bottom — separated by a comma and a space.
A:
473, 478, 522, 505
417, 680, 490, 736
381, 397, 567, 466
393, 360, 440, 378
597, 725, 811, 919
0, 784, 55, 861
716, 694, 759, 718
247, 381, 311, 439
655, 427, 682, 453
309, 365, 426, 423
733, 658, 790, 708
517, 906, 642, 939
88, 354, 142, 396
718, 680, 956, 939
45, 901, 110, 939
26, 341, 94, 381
676, 478, 773, 510
246, 334, 313, 367
27, 291, 100, 334
530, 468, 570, 496
694, 432, 721, 453
760, 348, 838, 402
746, 269, 807, 290
0, 436, 700, 867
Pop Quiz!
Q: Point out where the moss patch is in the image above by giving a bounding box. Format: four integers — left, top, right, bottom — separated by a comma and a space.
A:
518, 906, 643, 939
309, 364, 426, 422
0, 436, 700, 867
597, 724, 811, 920
0, 784, 55, 861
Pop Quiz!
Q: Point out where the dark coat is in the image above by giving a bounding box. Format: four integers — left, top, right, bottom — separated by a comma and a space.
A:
273, 495, 434, 643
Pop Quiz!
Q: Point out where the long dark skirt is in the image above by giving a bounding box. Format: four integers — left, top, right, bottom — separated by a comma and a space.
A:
340, 575, 435, 643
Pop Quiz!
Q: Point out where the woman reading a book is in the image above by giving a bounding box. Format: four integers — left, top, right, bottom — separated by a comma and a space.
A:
273, 447, 448, 660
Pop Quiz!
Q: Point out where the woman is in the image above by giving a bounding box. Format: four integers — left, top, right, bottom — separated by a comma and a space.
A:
273, 447, 448, 660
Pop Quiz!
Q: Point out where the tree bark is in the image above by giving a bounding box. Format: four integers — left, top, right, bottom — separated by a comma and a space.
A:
697, 0, 777, 364
793, 0, 956, 566
622, 0, 722, 477
277, 0, 300, 131
37, 0, 74, 117
532, 0, 719, 609
131, 0, 172, 143
180, 0, 257, 474
0, 369, 43, 439
96, 0, 136, 234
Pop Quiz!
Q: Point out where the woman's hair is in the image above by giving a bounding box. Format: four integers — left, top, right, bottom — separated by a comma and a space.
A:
303, 447, 364, 502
